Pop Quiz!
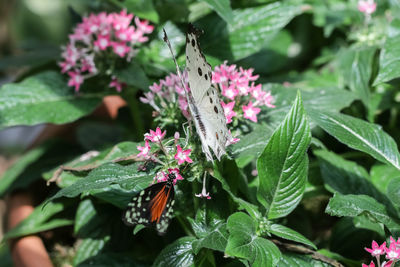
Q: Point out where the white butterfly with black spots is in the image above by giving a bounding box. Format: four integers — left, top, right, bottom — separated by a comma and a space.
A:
164, 24, 232, 161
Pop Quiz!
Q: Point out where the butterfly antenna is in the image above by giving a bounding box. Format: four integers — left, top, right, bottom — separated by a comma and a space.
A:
162, 29, 189, 95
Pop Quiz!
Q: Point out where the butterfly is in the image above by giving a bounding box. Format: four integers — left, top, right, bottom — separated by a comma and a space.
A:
123, 172, 176, 235
164, 24, 232, 162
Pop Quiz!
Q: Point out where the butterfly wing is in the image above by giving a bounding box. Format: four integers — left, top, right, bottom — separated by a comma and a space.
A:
185, 24, 231, 161
123, 182, 175, 235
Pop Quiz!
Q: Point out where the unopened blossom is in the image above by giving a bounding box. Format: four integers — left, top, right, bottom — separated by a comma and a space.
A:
137, 140, 151, 158
242, 101, 261, 122
365, 241, 386, 257
145, 128, 166, 143
195, 174, 211, 199
174, 145, 193, 165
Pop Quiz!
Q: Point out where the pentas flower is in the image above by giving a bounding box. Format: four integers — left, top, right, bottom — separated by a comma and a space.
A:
358, 0, 377, 15
145, 127, 166, 143
174, 145, 193, 165
137, 140, 151, 159
385, 242, 400, 260
365, 241, 386, 257
242, 101, 261, 123
108, 77, 126, 92
59, 10, 153, 92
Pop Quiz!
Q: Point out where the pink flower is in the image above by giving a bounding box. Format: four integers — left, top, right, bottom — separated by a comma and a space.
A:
109, 77, 126, 92
221, 101, 237, 124
174, 145, 193, 165
365, 241, 386, 257
263, 91, 276, 108
242, 101, 261, 122
134, 17, 154, 34
137, 140, 151, 158
94, 35, 110, 50
80, 54, 97, 74
115, 26, 135, 42
236, 80, 250, 95
59, 61, 72, 73
195, 187, 211, 199
167, 168, 184, 185
67, 71, 84, 92
145, 128, 166, 143
112, 9, 133, 31
149, 82, 162, 93
239, 67, 259, 81
382, 261, 393, 267
226, 130, 240, 146
111, 41, 131, 57
250, 84, 266, 101
358, 0, 377, 15
362, 262, 375, 267
222, 84, 238, 100
385, 242, 400, 260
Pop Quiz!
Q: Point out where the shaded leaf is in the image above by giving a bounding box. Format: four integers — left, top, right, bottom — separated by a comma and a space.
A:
257, 91, 311, 219
115, 61, 150, 90
124, 0, 159, 23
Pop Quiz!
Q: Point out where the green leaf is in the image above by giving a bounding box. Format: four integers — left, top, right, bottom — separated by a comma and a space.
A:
387, 177, 400, 207
47, 162, 154, 208
314, 150, 395, 211
115, 61, 150, 90
199, 0, 233, 24
0, 71, 103, 129
325, 194, 400, 233
0, 244, 13, 267
374, 35, 400, 85
191, 218, 229, 254
338, 47, 375, 108
353, 214, 385, 237
4, 200, 74, 239
202, 2, 302, 61
257, 91, 311, 219
370, 164, 400, 193
309, 110, 400, 171
269, 224, 317, 250
74, 235, 110, 266
124, 0, 159, 23
278, 252, 331, 267
0, 144, 47, 196
225, 212, 281, 266
74, 198, 98, 235
153, 236, 196, 267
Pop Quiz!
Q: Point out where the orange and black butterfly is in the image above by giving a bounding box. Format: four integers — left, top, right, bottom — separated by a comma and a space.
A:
123, 173, 176, 235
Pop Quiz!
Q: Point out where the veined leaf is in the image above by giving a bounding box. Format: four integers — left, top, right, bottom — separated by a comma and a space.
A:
225, 212, 281, 267
374, 35, 400, 85
47, 162, 154, 207
153, 237, 196, 267
309, 109, 400, 171
202, 2, 303, 61
257, 91, 311, 219
269, 224, 317, 250
326, 194, 400, 234
0, 71, 103, 129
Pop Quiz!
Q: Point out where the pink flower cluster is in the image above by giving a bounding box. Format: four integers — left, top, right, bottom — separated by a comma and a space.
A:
136, 127, 193, 185
59, 10, 153, 92
140, 62, 275, 125
213, 61, 275, 123
358, 0, 377, 15
363, 237, 400, 267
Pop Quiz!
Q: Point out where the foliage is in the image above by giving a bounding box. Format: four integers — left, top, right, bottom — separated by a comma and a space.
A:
1, 0, 400, 266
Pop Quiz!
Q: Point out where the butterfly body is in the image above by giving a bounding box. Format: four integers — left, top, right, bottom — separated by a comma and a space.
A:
123, 173, 176, 235
184, 24, 231, 161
